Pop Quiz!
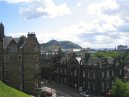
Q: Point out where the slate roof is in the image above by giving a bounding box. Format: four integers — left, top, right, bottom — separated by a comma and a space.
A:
3, 37, 13, 49
60, 56, 70, 64
3, 37, 20, 49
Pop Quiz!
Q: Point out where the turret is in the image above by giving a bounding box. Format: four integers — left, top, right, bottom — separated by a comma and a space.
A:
0, 22, 5, 38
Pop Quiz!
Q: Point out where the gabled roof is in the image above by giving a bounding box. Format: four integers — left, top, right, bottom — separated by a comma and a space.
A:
3, 37, 13, 49
14, 38, 20, 43
60, 56, 70, 64
3, 37, 20, 49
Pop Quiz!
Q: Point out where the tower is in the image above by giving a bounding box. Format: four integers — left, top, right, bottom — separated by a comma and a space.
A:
0, 22, 5, 38
0, 22, 5, 80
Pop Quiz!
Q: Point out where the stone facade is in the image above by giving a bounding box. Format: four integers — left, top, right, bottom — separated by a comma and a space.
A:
0, 23, 4, 80
41, 49, 129, 95
0, 23, 41, 95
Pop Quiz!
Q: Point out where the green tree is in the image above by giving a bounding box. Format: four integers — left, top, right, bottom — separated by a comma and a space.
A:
95, 51, 118, 58
112, 79, 129, 97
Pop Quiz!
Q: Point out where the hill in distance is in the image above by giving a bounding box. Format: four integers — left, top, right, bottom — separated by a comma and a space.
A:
41, 40, 82, 51
0, 81, 30, 97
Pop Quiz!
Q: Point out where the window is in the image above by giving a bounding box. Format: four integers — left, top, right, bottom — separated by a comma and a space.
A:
35, 83, 38, 88
102, 72, 104, 78
93, 82, 95, 90
5, 70, 9, 81
4, 55, 8, 62
93, 72, 96, 79
75, 84, 77, 87
56, 68, 59, 73
34, 47, 38, 52
74, 70, 77, 76
112, 70, 114, 76
60, 68, 62, 73
34, 55, 38, 61
120, 69, 122, 75
88, 72, 90, 78
19, 66, 22, 72
64, 78, 66, 83
5, 66, 8, 71
116, 62, 119, 66
19, 75, 22, 81
35, 64, 39, 70
107, 82, 109, 88
102, 82, 104, 89
5, 69, 8, 72
100, 64, 102, 68
57, 77, 59, 82
8, 45, 17, 52
88, 82, 90, 89
107, 70, 109, 78
18, 55, 22, 61
64, 68, 66, 74
83, 81, 85, 88
83, 71, 85, 78
19, 84, 23, 90
70, 71, 73, 76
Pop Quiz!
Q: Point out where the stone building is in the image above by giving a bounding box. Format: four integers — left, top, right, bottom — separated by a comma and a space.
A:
41, 49, 129, 96
79, 52, 127, 95
0, 23, 41, 95
41, 53, 54, 81
80, 54, 114, 95
41, 49, 81, 90
0, 23, 4, 81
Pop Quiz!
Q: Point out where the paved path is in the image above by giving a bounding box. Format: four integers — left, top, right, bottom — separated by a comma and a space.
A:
41, 80, 82, 97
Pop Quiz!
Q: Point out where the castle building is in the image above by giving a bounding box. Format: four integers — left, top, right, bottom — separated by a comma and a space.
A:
0, 23, 41, 95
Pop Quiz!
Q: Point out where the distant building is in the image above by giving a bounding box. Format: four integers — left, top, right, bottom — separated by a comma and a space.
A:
117, 45, 128, 50
0, 23, 41, 95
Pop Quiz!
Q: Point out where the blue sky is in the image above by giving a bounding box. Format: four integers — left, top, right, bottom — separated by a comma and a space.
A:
0, 0, 129, 48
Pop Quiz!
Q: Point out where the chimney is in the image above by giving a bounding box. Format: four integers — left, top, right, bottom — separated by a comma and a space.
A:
28, 32, 36, 39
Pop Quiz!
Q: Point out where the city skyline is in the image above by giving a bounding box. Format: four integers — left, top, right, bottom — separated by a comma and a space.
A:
0, 0, 129, 48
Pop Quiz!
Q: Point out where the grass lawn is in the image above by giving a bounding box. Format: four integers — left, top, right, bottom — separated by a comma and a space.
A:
0, 81, 31, 97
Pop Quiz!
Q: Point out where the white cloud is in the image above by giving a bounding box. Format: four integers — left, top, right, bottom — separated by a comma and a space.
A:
88, 0, 119, 16
0, 0, 33, 3
77, 2, 82, 7
1, 0, 71, 19
19, 0, 71, 19
2, 0, 129, 48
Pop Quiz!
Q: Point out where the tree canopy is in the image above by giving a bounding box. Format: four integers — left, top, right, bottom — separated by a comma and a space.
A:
95, 51, 118, 58
111, 79, 129, 97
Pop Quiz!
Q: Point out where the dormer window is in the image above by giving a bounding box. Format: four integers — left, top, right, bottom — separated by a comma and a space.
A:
8, 45, 17, 52
34, 47, 38, 52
